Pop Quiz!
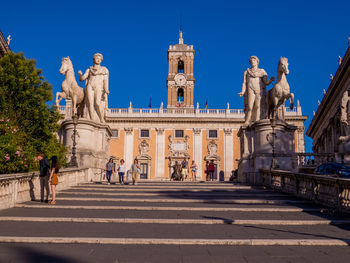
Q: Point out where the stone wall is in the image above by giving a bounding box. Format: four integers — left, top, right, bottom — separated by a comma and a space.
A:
0, 168, 103, 210
261, 169, 350, 213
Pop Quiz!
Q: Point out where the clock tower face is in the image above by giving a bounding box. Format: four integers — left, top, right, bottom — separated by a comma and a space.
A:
174, 73, 187, 86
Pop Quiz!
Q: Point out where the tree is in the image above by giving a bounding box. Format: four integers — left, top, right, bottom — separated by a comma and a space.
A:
0, 52, 66, 174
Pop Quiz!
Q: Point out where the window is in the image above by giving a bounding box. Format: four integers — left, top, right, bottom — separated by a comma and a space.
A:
111, 130, 118, 138
177, 88, 184, 102
140, 129, 150, 138
178, 60, 184, 73
175, 130, 184, 138
208, 130, 218, 138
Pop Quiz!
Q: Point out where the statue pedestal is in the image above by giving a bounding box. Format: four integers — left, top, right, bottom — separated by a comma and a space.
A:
59, 118, 112, 170
237, 119, 297, 185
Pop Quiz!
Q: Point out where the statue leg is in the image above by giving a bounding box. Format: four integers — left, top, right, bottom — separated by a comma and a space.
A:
245, 90, 255, 124
86, 86, 95, 121
94, 88, 104, 123
254, 92, 261, 122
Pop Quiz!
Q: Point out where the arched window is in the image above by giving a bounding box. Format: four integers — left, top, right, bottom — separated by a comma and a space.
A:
177, 88, 184, 102
178, 60, 184, 73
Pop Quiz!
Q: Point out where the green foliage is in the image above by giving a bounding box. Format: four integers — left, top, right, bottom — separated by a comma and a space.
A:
0, 52, 66, 174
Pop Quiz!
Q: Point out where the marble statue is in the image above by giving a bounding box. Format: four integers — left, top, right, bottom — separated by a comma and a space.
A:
338, 56, 342, 65
78, 53, 109, 123
238, 56, 274, 124
227, 102, 230, 109
6, 35, 11, 45
318, 100, 321, 106
196, 102, 199, 109
330, 74, 334, 80
323, 89, 326, 95
57, 57, 85, 117
160, 102, 163, 109
339, 90, 350, 142
267, 57, 294, 120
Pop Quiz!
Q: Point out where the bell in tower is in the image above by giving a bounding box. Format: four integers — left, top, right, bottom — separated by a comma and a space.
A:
167, 31, 195, 109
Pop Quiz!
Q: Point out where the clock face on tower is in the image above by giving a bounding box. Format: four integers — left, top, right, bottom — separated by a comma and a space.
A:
174, 73, 187, 86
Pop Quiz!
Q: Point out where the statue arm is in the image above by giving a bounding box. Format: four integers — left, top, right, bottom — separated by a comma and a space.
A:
104, 69, 109, 94
262, 71, 275, 85
238, 71, 247, 97
78, 69, 89, 82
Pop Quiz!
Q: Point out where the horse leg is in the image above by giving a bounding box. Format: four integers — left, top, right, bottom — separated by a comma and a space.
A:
289, 93, 294, 110
56, 92, 62, 107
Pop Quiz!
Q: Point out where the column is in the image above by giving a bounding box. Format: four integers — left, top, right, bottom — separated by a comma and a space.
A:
193, 128, 202, 180
155, 128, 165, 179
124, 128, 134, 172
224, 128, 234, 180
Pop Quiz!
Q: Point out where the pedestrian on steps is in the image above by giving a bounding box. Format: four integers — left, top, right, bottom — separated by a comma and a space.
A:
105, 158, 115, 185
131, 159, 140, 185
48, 156, 59, 205
118, 159, 126, 185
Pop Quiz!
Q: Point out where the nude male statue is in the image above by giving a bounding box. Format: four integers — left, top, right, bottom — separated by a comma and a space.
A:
238, 56, 274, 124
78, 53, 109, 123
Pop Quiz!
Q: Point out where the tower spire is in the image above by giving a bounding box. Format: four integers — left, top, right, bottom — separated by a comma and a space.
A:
179, 14, 184, 44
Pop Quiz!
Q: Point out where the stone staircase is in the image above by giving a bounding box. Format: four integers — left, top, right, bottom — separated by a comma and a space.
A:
0, 181, 350, 262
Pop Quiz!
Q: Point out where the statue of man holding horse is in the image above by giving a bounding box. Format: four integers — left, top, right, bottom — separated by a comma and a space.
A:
78, 53, 109, 123
238, 56, 275, 125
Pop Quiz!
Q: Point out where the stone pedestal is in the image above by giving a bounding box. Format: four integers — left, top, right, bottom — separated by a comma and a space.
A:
59, 118, 112, 169
238, 119, 297, 185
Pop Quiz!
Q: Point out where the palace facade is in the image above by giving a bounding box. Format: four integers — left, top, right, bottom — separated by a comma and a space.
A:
105, 33, 306, 180
307, 43, 350, 163
60, 32, 307, 180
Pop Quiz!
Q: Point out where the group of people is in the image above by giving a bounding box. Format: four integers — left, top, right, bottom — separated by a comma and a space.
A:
171, 159, 198, 181
105, 158, 141, 185
38, 153, 60, 205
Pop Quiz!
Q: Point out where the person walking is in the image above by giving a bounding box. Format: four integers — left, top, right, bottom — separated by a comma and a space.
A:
131, 159, 140, 185
208, 160, 215, 181
117, 159, 126, 185
181, 158, 188, 181
48, 156, 59, 205
190, 160, 198, 181
105, 158, 115, 185
37, 153, 50, 203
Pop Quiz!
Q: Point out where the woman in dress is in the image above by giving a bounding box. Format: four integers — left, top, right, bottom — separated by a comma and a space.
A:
48, 156, 59, 205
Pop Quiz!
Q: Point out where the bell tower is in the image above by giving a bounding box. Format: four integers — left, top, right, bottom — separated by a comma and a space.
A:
167, 31, 195, 108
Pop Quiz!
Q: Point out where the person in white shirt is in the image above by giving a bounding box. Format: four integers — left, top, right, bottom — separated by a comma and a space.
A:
117, 159, 126, 185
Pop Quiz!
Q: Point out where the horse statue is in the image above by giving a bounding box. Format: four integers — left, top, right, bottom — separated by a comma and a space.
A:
56, 57, 85, 117
267, 57, 294, 120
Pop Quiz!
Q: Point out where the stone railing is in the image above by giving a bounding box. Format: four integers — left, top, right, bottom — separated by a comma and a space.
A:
261, 169, 350, 213
0, 168, 103, 210
296, 152, 335, 168
58, 105, 303, 119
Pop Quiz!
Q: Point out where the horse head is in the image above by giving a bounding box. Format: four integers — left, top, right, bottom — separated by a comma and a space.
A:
59, 57, 73, 75
278, 57, 289, 75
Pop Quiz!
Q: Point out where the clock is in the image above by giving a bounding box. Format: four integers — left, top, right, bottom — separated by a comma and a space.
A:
174, 74, 187, 86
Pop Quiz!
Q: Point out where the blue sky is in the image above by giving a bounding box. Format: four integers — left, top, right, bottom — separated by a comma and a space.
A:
1, 0, 350, 151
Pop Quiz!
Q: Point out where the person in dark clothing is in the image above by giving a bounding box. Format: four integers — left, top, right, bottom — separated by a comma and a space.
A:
208, 160, 215, 181
37, 153, 50, 202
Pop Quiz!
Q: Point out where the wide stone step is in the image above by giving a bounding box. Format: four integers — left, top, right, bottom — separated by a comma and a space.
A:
0, 222, 349, 240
